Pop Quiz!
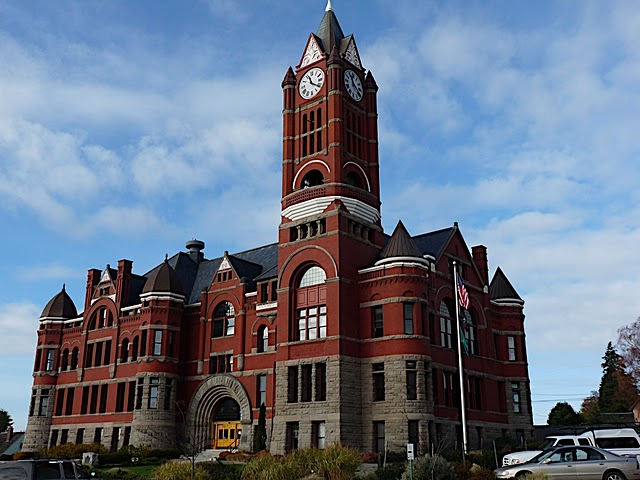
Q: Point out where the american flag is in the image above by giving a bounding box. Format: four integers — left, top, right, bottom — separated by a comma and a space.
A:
457, 274, 470, 310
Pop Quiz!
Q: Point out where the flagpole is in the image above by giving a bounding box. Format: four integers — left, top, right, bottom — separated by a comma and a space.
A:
453, 261, 469, 455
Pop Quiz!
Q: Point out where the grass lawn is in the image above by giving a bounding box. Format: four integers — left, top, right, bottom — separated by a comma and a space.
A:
94, 463, 159, 478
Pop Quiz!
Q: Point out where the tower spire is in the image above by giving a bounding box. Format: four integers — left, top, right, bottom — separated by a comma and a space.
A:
326, 0, 333, 12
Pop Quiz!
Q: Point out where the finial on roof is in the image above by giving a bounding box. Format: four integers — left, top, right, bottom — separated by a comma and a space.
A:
62, 283, 66, 291
165, 253, 169, 261
326, 0, 333, 12
454, 221, 459, 229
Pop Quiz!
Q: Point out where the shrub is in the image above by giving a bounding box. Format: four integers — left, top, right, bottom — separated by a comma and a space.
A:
467, 465, 498, 480
41, 442, 104, 460
317, 444, 362, 480
518, 473, 548, 480
98, 467, 146, 480
153, 461, 209, 480
200, 462, 244, 480
13, 452, 34, 460
149, 448, 182, 461
98, 450, 132, 466
241, 452, 302, 480
376, 463, 406, 480
402, 454, 455, 480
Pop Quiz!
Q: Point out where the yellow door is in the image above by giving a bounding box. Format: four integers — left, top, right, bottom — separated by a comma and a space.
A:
212, 421, 242, 449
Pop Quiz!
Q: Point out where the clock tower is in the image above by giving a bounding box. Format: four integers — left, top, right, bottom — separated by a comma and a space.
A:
274, 1, 385, 451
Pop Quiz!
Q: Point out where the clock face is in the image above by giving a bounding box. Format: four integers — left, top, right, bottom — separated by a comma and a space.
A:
344, 69, 363, 101
298, 67, 325, 100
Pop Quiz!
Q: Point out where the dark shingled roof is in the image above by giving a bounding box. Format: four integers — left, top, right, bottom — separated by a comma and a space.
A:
489, 267, 523, 302
187, 243, 279, 304
379, 220, 422, 259
142, 259, 184, 296
411, 226, 455, 259
316, 6, 345, 53
41, 285, 78, 319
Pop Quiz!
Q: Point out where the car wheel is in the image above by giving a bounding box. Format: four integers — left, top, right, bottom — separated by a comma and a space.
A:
603, 470, 627, 480
515, 471, 531, 479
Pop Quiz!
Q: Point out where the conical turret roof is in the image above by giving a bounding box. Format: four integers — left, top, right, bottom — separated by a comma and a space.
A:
143, 257, 184, 296
41, 285, 78, 319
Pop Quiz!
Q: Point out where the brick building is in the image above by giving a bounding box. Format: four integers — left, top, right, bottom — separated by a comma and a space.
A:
23, 3, 533, 455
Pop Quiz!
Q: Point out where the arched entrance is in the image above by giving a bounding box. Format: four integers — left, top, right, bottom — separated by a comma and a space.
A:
188, 374, 252, 452
212, 398, 242, 449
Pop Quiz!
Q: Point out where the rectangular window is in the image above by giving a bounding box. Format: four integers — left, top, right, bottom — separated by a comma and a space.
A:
39, 390, 50, 416
288, 366, 299, 403
373, 363, 385, 401
153, 330, 163, 356
296, 306, 327, 340
94, 427, 103, 444
404, 303, 414, 335
285, 422, 299, 452
60, 429, 68, 445
432, 369, 439, 405
512, 382, 521, 413
104, 340, 112, 365
301, 364, 312, 402
29, 390, 36, 416
406, 361, 417, 400
55, 388, 65, 416
167, 331, 175, 357
135, 378, 143, 410
508, 336, 516, 361
257, 375, 267, 407
212, 320, 224, 338
140, 330, 147, 356
226, 317, 235, 336
270, 281, 277, 301
115, 383, 126, 413
260, 283, 268, 303
65, 388, 75, 416
111, 427, 120, 452
468, 376, 482, 410
312, 421, 326, 449
94, 342, 103, 367
50, 429, 59, 448
165, 378, 173, 410
81, 386, 89, 415
99, 384, 108, 414
443, 371, 457, 407
45, 349, 55, 371
440, 317, 452, 348
86, 344, 94, 368
374, 421, 385, 453
76, 428, 84, 444
428, 312, 435, 340
127, 381, 136, 411
315, 363, 327, 401
149, 378, 159, 409
123, 426, 131, 447
408, 420, 419, 455
372, 306, 383, 338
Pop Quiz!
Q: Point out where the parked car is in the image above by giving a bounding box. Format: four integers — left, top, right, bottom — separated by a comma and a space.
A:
495, 446, 640, 480
0, 459, 91, 480
502, 428, 640, 466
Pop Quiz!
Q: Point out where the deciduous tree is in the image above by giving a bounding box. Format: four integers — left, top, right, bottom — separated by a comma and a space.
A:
0, 409, 13, 433
547, 402, 581, 426
617, 317, 640, 382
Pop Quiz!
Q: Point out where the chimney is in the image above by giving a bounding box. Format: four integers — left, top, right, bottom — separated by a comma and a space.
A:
84, 269, 102, 314
472, 245, 489, 287
6, 425, 13, 441
186, 239, 205, 264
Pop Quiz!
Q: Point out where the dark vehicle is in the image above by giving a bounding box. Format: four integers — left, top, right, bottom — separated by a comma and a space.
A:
0, 460, 91, 480
495, 446, 640, 480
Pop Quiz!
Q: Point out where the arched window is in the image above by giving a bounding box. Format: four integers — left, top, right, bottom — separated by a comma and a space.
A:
89, 307, 109, 330
301, 169, 324, 189
131, 336, 139, 361
345, 171, 363, 189
60, 349, 69, 371
120, 339, 130, 363
70, 347, 79, 370
439, 300, 454, 349
212, 301, 235, 338
294, 265, 327, 341
257, 325, 268, 353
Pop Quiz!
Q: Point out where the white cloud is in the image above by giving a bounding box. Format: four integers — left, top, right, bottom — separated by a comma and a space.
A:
17, 264, 77, 282
0, 303, 40, 355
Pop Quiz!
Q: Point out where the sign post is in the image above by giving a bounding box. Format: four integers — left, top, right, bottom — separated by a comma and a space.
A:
407, 443, 414, 480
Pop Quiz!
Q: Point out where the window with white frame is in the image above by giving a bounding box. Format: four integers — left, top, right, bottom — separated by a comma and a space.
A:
212, 301, 235, 338
508, 336, 516, 361
294, 266, 327, 341
439, 301, 453, 349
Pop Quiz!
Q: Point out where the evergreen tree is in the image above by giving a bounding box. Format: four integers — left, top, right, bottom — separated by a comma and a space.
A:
253, 403, 267, 453
598, 342, 639, 413
0, 409, 13, 433
547, 402, 581, 426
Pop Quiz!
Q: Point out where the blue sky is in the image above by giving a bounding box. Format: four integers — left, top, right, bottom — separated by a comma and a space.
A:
1, 0, 639, 431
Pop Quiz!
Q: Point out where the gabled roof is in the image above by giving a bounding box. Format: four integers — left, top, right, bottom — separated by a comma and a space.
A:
40, 285, 78, 320
411, 226, 456, 259
489, 267, 523, 303
379, 220, 423, 260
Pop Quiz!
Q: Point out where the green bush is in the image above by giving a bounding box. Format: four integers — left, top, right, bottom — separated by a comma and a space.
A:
518, 473, 548, 480
241, 452, 304, 480
97, 467, 145, 480
402, 454, 455, 480
375, 463, 406, 480
153, 461, 209, 480
99, 450, 132, 466
200, 462, 243, 480
317, 444, 362, 480
41, 442, 104, 459
149, 449, 182, 460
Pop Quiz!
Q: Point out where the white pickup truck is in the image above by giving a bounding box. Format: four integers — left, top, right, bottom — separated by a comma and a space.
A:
502, 428, 640, 466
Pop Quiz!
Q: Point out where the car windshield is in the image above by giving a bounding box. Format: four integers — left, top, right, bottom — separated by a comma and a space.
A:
539, 439, 557, 450
529, 449, 557, 463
